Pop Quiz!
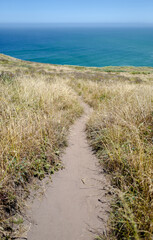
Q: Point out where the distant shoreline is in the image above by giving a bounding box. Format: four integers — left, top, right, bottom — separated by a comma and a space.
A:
1, 53, 153, 71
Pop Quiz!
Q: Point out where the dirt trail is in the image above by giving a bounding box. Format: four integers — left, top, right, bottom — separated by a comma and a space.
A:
27, 100, 110, 240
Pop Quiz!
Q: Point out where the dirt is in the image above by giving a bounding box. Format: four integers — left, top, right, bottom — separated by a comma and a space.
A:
27, 100, 110, 240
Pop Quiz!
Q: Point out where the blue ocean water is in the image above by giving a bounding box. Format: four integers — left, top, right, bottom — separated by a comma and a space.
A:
0, 24, 153, 67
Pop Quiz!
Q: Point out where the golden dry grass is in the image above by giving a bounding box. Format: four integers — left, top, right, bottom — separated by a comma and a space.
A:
69, 78, 153, 239
0, 54, 153, 240
0, 70, 82, 238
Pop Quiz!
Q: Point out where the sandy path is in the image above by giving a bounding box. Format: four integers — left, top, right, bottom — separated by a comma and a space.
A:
27, 100, 110, 240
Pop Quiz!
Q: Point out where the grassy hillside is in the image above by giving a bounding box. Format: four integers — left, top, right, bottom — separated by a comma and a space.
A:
0, 55, 83, 239
0, 54, 153, 239
69, 72, 153, 239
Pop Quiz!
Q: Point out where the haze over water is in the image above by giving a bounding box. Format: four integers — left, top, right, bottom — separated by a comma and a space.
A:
0, 24, 153, 67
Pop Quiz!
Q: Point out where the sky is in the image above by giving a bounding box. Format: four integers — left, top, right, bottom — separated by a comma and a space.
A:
0, 0, 153, 24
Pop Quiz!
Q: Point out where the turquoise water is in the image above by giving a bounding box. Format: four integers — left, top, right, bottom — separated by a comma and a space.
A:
0, 24, 153, 67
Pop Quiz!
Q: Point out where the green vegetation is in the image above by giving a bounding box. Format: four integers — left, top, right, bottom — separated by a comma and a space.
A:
0, 54, 153, 239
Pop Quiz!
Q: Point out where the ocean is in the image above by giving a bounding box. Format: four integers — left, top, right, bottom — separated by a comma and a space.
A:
0, 24, 153, 67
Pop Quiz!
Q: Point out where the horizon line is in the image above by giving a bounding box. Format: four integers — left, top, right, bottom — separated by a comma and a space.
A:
0, 22, 153, 24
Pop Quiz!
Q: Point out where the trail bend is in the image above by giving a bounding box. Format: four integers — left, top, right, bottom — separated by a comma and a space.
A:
27, 99, 110, 240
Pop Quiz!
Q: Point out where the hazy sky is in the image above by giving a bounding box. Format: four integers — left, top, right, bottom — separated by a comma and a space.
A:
0, 0, 153, 23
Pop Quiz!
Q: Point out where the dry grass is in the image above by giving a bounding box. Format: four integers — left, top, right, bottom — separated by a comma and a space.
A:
0, 70, 82, 238
69, 78, 153, 239
1, 54, 153, 240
